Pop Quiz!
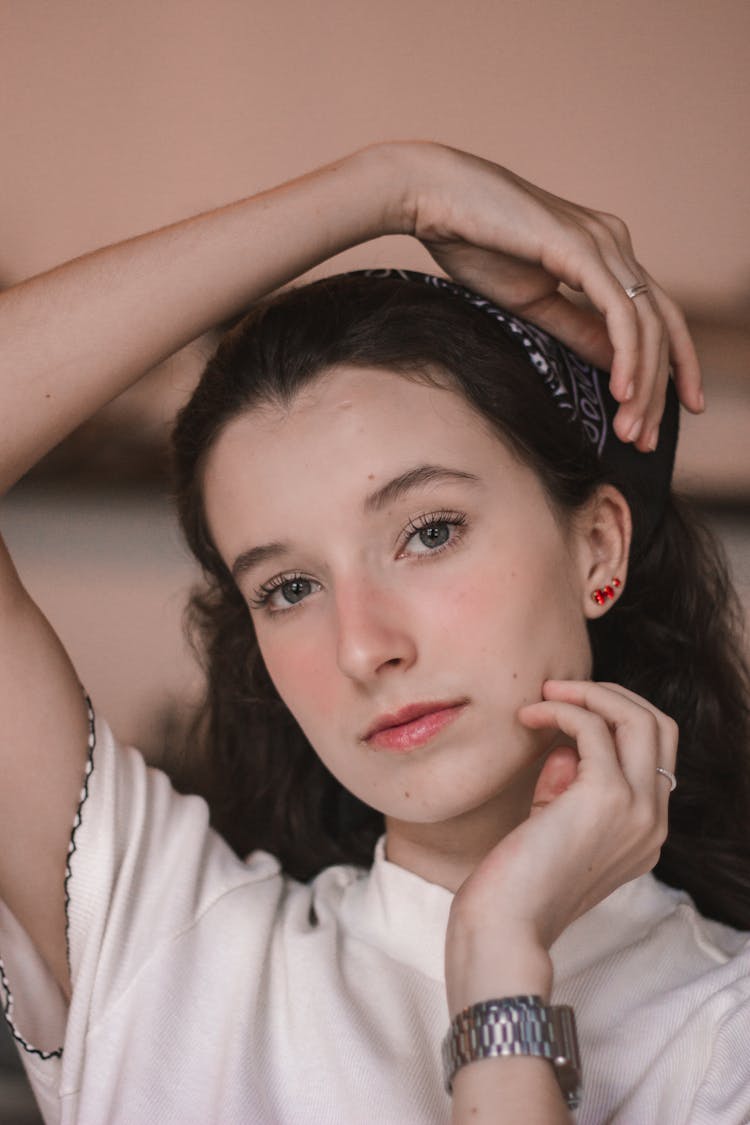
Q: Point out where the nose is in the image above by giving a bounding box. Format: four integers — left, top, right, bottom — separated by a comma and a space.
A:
334, 576, 417, 683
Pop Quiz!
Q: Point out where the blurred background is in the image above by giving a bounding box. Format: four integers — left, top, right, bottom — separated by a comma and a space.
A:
1, 1, 748, 1119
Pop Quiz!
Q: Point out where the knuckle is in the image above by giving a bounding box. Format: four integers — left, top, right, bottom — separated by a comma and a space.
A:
605, 211, 631, 242
639, 847, 662, 875
644, 803, 670, 845
640, 308, 668, 344
588, 713, 613, 740
642, 709, 661, 738
593, 209, 632, 244
565, 221, 599, 255
628, 708, 660, 741
655, 818, 670, 847
601, 779, 631, 816
662, 716, 680, 746
631, 800, 657, 836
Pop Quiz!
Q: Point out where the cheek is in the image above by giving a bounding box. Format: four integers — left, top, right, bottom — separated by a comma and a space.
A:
260, 632, 340, 728
436, 553, 587, 683
432, 557, 530, 644
433, 578, 495, 649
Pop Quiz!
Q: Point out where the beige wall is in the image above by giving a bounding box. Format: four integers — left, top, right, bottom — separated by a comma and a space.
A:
3, 0, 749, 311
2, 0, 749, 744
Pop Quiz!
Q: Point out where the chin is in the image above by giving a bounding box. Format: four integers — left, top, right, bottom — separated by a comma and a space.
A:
382, 789, 494, 826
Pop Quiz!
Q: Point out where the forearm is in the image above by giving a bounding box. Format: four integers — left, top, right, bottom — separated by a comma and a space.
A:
452, 1056, 571, 1125
0, 142, 414, 493
447, 922, 572, 1125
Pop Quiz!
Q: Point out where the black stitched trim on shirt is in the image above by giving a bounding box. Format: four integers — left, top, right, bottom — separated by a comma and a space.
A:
64, 690, 96, 976
0, 687, 96, 1060
0, 957, 61, 1059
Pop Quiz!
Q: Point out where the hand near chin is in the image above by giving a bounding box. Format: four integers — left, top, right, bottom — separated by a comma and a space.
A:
444, 679, 677, 1013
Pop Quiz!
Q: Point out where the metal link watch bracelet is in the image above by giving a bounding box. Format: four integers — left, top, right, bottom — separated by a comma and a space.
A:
441, 994, 582, 1110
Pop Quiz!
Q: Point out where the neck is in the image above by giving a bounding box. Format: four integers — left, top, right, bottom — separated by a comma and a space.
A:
383, 766, 538, 893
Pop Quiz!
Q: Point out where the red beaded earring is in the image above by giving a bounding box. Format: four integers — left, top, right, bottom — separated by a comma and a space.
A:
591, 576, 622, 606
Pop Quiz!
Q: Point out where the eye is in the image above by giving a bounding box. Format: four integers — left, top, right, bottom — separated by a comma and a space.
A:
415, 523, 450, 548
399, 510, 468, 558
249, 573, 321, 613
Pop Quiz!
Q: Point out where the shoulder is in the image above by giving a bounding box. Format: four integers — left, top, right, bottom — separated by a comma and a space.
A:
555, 875, 750, 1121
554, 871, 750, 1004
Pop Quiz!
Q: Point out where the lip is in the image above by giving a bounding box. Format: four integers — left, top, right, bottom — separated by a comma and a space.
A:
363, 700, 467, 752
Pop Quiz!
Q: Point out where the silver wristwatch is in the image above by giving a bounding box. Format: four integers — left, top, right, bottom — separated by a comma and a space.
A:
442, 994, 582, 1110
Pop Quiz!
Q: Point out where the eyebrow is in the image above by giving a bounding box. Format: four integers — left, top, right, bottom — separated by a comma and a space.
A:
231, 540, 294, 583
363, 463, 481, 513
230, 463, 481, 583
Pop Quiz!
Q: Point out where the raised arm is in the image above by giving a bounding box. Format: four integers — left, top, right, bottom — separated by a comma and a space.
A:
0, 143, 408, 1007
0, 140, 702, 494
0, 144, 406, 493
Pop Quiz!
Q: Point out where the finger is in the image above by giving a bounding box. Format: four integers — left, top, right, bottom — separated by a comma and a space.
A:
617, 318, 669, 452
532, 277, 668, 449
542, 230, 677, 442
520, 695, 668, 849
518, 698, 629, 794
610, 286, 669, 447
538, 229, 643, 405
516, 291, 614, 372
578, 683, 677, 837
582, 238, 670, 444
572, 213, 674, 439
424, 238, 619, 372
450, 230, 644, 424
530, 745, 580, 814
540, 680, 677, 793
567, 213, 668, 415
642, 270, 704, 414
564, 679, 679, 768
519, 697, 669, 894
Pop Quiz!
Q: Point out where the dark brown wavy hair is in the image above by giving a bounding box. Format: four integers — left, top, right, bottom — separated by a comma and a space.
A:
170, 273, 750, 930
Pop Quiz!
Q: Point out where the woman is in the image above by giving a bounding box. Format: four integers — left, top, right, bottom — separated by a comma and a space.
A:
1, 141, 747, 1124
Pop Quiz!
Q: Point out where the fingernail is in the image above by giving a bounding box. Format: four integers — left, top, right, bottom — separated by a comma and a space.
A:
698, 390, 705, 411
623, 381, 634, 402
647, 426, 659, 451
626, 418, 643, 443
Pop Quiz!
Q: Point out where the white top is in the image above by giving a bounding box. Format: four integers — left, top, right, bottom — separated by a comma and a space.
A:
2, 705, 750, 1125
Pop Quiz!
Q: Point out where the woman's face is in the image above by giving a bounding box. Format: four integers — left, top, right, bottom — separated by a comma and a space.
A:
202, 365, 595, 827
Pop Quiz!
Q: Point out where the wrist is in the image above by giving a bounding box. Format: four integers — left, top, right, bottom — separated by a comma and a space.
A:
352, 139, 442, 239
444, 997, 581, 1116
445, 917, 553, 1018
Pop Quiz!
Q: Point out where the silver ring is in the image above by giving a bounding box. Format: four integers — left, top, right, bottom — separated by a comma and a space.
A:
656, 767, 677, 792
624, 281, 650, 300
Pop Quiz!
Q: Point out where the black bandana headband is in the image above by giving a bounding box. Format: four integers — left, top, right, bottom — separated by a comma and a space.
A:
345, 268, 679, 555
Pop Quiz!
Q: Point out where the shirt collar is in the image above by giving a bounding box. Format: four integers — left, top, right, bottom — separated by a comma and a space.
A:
339, 834, 453, 981
339, 834, 691, 986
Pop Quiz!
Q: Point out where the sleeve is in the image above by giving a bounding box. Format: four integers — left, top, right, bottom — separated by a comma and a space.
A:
686, 995, 750, 1124
0, 694, 260, 1104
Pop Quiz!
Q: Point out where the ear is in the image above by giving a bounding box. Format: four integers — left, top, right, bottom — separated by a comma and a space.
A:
572, 485, 632, 620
